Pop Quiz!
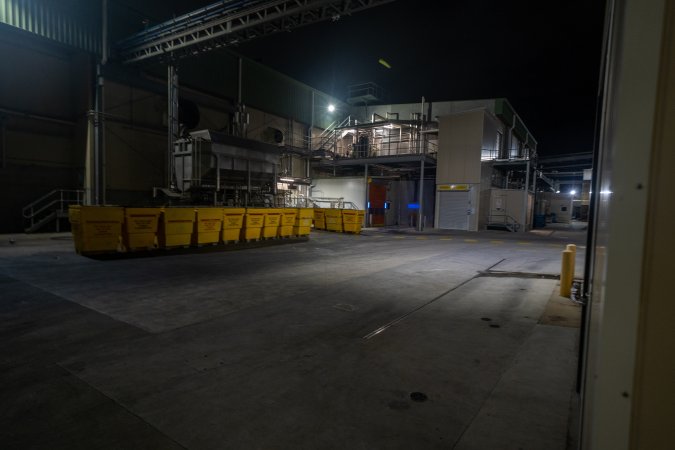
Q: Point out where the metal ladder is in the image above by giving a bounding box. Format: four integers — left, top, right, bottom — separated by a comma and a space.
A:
22, 189, 84, 233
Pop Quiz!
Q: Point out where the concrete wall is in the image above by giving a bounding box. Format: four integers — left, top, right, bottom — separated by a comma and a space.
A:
436, 110, 484, 184
487, 189, 532, 230
540, 192, 573, 223
0, 31, 90, 232
311, 177, 366, 209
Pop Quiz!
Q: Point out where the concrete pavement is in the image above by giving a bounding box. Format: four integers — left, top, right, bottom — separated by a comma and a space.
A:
0, 227, 584, 449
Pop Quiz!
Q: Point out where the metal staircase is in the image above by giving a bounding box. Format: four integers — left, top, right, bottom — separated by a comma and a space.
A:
23, 189, 84, 233
487, 214, 520, 232
314, 116, 353, 154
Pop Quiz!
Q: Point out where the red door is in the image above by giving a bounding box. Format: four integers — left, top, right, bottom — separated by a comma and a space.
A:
369, 184, 386, 226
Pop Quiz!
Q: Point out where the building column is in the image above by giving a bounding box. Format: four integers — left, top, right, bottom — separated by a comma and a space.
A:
167, 64, 179, 189
418, 158, 425, 231
364, 164, 369, 227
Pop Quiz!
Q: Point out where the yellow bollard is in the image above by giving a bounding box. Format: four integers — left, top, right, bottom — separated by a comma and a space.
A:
560, 249, 574, 297
566, 244, 577, 282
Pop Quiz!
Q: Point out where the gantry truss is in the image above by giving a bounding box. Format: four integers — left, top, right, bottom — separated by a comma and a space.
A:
118, 0, 395, 63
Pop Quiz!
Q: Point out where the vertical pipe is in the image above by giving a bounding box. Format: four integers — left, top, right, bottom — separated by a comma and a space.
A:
237, 57, 243, 104
215, 155, 220, 204
99, 0, 108, 204
418, 158, 425, 231
85, 111, 93, 205
364, 164, 369, 227
0, 116, 6, 169
100, 68, 106, 205
167, 64, 173, 188
94, 64, 101, 205
309, 90, 314, 150
521, 158, 530, 232
246, 159, 251, 207
167, 64, 179, 189
101, 0, 108, 65
273, 163, 278, 196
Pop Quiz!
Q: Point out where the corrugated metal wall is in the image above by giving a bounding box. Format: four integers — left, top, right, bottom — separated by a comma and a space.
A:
242, 58, 345, 129
0, 0, 100, 53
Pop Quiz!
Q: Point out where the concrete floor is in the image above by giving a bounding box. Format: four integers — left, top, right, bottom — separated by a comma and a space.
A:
0, 226, 585, 450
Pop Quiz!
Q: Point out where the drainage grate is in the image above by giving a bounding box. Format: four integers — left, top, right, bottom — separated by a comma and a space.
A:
478, 270, 559, 280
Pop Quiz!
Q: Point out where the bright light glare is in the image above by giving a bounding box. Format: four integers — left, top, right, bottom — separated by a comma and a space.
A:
556, 190, 560, 194
328, 104, 336, 112
570, 190, 577, 195
600, 190, 613, 195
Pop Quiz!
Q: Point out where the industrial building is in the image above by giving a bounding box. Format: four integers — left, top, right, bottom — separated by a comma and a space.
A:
1, 0, 673, 449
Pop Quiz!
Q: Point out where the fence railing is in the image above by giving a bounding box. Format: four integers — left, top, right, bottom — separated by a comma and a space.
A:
22, 189, 84, 232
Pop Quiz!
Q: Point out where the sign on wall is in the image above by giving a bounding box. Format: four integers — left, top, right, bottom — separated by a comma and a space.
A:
437, 184, 470, 191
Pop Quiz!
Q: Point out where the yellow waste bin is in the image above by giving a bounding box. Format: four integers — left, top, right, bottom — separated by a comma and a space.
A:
262, 209, 282, 239
324, 209, 343, 232
313, 208, 326, 230
342, 209, 363, 234
279, 209, 298, 238
222, 208, 246, 243
68, 205, 124, 254
123, 207, 161, 251
194, 208, 224, 245
242, 208, 265, 241
158, 208, 196, 249
294, 208, 313, 236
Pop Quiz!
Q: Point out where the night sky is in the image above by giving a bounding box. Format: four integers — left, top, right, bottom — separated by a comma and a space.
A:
115, 0, 607, 157
236, 0, 606, 156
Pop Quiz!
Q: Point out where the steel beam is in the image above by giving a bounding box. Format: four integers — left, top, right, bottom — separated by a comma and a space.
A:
167, 64, 179, 188
118, 0, 395, 63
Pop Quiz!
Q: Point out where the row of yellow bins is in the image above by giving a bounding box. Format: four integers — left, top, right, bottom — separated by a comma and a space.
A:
312, 208, 365, 234
68, 206, 314, 255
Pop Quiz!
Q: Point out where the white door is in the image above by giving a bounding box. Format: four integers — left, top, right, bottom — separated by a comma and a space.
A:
438, 191, 470, 230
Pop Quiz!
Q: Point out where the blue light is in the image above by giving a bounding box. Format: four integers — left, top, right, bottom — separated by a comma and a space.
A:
408, 203, 420, 210
367, 202, 371, 208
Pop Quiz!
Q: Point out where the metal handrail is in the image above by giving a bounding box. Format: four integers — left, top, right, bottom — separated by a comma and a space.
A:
315, 116, 352, 150
488, 213, 520, 231
23, 189, 84, 232
308, 197, 358, 209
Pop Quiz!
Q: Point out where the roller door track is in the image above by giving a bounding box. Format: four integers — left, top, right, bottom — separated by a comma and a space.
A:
438, 191, 470, 230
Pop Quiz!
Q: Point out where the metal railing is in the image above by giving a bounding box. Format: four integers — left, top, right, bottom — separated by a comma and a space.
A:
309, 197, 358, 209
487, 213, 520, 232
22, 189, 84, 233
315, 116, 353, 151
